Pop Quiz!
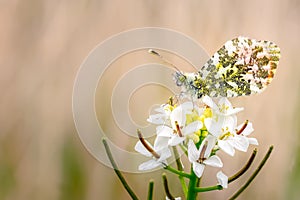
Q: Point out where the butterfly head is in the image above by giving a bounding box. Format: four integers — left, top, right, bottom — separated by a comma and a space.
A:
173, 71, 187, 87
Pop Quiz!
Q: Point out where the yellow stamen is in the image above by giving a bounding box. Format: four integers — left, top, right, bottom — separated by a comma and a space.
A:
219, 132, 232, 140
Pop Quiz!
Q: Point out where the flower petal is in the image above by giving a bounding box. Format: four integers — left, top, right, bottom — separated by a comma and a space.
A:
202, 96, 218, 109
217, 171, 228, 188
188, 140, 200, 162
181, 101, 194, 110
168, 136, 185, 146
218, 98, 244, 115
193, 162, 205, 178
201, 135, 216, 158
170, 106, 186, 128
138, 159, 162, 171
225, 107, 244, 116
157, 148, 172, 161
182, 121, 203, 135
218, 140, 235, 156
203, 155, 223, 168
154, 106, 165, 113
147, 113, 166, 124
156, 125, 173, 137
204, 118, 222, 137
233, 135, 249, 152
218, 97, 233, 110
154, 136, 169, 151
224, 116, 238, 133
134, 141, 152, 157
248, 137, 259, 145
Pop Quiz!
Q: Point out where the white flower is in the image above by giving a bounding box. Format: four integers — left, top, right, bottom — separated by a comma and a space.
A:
188, 136, 223, 178
157, 102, 203, 146
205, 117, 258, 156
217, 171, 228, 188
147, 99, 186, 125
147, 110, 167, 125
205, 116, 237, 156
169, 102, 194, 128
157, 122, 202, 146
202, 96, 244, 117
236, 121, 259, 146
135, 136, 171, 171
147, 105, 171, 125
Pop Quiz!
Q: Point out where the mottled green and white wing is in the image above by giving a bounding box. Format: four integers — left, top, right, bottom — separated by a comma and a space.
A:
193, 36, 280, 97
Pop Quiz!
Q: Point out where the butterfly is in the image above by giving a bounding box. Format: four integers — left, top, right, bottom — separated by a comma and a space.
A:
172, 36, 280, 98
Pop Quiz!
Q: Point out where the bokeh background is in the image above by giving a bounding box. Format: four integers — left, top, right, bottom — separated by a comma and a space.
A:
1, 0, 300, 199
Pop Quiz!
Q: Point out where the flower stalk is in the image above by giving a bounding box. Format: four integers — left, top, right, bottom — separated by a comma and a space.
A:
164, 165, 191, 178
102, 138, 139, 200
229, 145, 274, 200
163, 173, 175, 200
172, 146, 188, 197
147, 180, 154, 200
228, 148, 257, 183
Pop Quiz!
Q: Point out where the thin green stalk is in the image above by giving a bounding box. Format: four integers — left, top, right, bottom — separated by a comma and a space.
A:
192, 148, 258, 193
164, 165, 191, 178
147, 180, 154, 200
191, 147, 258, 193
172, 146, 184, 171
228, 148, 257, 183
172, 146, 188, 198
179, 144, 188, 156
196, 177, 201, 187
162, 173, 175, 200
194, 185, 223, 192
102, 138, 139, 200
229, 145, 274, 200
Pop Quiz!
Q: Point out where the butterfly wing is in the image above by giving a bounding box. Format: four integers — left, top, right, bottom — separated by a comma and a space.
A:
196, 36, 280, 97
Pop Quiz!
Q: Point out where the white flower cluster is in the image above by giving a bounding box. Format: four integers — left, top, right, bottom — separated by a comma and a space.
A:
135, 96, 258, 189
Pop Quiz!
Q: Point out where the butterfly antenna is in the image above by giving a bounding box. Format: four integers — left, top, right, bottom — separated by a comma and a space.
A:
148, 49, 182, 72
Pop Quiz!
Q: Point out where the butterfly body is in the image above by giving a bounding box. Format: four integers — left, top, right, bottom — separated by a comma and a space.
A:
174, 36, 280, 98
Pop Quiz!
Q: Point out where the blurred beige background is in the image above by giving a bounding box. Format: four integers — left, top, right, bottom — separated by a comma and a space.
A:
1, 0, 300, 199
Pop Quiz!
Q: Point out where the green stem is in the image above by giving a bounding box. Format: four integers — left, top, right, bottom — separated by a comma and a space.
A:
163, 173, 175, 200
164, 165, 191, 178
229, 145, 274, 200
186, 165, 198, 200
228, 148, 257, 183
147, 180, 154, 200
186, 130, 206, 199
102, 138, 139, 200
172, 146, 188, 198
